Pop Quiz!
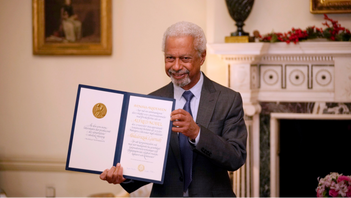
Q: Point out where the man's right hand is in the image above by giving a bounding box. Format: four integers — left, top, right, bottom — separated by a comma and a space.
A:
99, 163, 126, 184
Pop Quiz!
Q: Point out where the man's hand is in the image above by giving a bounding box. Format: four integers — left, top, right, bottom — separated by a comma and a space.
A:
100, 163, 126, 184
170, 109, 200, 140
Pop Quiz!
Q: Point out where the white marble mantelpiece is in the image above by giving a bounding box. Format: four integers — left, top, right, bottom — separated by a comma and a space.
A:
208, 42, 351, 105
207, 41, 351, 197
208, 42, 351, 55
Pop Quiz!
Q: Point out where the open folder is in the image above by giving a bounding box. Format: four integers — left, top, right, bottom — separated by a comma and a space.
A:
66, 84, 175, 184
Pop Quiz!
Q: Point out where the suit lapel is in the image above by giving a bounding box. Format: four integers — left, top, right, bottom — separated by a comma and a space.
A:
192, 74, 219, 164
196, 74, 219, 128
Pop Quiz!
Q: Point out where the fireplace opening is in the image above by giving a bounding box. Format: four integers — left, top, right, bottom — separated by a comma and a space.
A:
279, 119, 351, 197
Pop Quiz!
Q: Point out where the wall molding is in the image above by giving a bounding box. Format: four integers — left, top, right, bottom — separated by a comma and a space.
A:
0, 157, 66, 172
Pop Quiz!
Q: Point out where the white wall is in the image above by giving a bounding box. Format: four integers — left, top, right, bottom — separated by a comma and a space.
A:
0, 0, 350, 196
0, 0, 206, 196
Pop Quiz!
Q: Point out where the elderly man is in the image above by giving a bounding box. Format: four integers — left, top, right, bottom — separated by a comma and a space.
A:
100, 21, 247, 197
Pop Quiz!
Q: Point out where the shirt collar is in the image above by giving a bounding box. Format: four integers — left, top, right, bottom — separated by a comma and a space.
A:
173, 72, 204, 100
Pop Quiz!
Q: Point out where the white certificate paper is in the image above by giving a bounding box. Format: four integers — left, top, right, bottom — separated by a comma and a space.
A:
66, 85, 174, 184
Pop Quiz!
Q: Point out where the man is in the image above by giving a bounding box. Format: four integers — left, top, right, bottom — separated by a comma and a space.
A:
100, 21, 247, 197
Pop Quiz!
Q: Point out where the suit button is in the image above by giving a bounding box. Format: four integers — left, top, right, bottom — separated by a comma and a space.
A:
179, 177, 183, 182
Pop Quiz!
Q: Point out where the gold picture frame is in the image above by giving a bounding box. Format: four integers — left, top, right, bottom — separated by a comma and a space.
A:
33, 0, 112, 55
310, 0, 351, 13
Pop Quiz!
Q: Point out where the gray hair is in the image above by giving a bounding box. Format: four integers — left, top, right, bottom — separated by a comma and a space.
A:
162, 21, 207, 56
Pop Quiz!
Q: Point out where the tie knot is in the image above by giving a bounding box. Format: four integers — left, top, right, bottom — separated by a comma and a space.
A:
182, 91, 194, 102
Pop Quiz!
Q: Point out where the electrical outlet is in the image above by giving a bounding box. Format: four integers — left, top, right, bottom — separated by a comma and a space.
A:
46, 187, 55, 197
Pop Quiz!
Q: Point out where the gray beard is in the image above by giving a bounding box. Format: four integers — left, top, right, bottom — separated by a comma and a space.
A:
170, 75, 191, 87
168, 69, 191, 88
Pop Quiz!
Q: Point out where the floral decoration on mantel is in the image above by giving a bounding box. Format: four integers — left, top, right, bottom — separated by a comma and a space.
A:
316, 172, 351, 197
259, 14, 351, 44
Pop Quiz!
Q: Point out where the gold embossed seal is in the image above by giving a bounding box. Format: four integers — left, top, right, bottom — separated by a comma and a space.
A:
138, 164, 145, 172
93, 103, 107, 119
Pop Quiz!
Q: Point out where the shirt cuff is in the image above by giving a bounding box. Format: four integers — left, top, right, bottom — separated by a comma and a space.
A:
189, 128, 200, 146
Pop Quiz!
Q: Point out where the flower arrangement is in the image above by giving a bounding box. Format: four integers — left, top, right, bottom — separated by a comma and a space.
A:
316, 172, 351, 197
259, 14, 351, 44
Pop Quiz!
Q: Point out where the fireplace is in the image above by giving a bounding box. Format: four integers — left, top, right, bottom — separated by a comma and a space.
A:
207, 42, 351, 197
267, 103, 351, 197
279, 118, 351, 197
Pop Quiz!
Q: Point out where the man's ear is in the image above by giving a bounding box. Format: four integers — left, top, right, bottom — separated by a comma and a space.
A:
200, 50, 206, 65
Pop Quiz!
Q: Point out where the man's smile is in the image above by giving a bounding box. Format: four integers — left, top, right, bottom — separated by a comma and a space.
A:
172, 73, 186, 79
168, 69, 189, 80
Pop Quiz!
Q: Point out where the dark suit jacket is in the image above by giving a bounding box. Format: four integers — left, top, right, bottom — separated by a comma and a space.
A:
121, 74, 247, 197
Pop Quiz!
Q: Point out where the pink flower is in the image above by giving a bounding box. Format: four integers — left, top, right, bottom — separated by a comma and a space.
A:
329, 189, 338, 197
316, 187, 324, 197
335, 182, 348, 197
346, 186, 351, 197
338, 175, 351, 183
317, 191, 323, 198
316, 173, 351, 197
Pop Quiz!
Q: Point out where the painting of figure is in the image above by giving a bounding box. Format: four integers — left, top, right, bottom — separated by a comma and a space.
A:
33, 0, 111, 55
44, 0, 101, 43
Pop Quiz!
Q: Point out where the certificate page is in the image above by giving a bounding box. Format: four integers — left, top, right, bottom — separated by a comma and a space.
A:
67, 87, 124, 172
120, 95, 173, 183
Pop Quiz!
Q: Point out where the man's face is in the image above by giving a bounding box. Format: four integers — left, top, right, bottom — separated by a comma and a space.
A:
164, 36, 206, 90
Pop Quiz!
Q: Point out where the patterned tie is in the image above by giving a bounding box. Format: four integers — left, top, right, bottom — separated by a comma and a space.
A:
179, 91, 194, 192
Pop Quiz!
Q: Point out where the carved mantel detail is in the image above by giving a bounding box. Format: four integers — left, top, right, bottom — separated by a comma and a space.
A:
208, 42, 351, 104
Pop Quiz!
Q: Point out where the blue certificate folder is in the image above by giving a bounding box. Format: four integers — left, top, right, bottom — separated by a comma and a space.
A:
66, 84, 175, 184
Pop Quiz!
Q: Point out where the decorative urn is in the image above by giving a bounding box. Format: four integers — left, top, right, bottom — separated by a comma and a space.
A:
225, 0, 255, 36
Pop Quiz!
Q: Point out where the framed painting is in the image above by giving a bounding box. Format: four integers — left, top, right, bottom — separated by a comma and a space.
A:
310, 0, 351, 13
33, 0, 112, 55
